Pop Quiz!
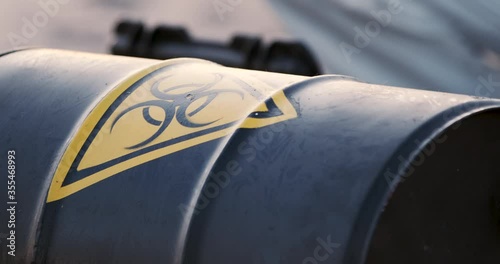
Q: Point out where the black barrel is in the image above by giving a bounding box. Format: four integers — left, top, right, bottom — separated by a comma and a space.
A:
0, 49, 499, 264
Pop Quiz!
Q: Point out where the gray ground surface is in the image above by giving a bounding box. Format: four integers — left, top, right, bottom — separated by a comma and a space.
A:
270, 0, 500, 97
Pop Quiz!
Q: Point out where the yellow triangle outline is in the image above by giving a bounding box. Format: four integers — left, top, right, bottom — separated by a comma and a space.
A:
46, 60, 297, 202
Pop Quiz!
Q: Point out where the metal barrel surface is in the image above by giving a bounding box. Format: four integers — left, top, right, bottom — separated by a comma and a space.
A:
0, 49, 499, 264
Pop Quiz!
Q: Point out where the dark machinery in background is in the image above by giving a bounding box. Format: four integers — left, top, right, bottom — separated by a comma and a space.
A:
111, 20, 321, 76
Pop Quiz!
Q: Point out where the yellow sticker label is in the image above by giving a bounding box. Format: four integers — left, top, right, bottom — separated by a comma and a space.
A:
47, 59, 298, 202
